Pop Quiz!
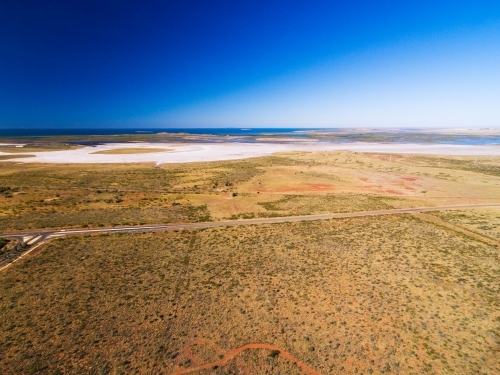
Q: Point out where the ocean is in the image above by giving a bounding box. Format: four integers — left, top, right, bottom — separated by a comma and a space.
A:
0, 127, 499, 145
0, 128, 317, 138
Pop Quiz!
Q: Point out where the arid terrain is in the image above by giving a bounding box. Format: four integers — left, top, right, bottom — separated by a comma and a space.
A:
0, 148, 499, 374
1, 151, 500, 231
1, 215, 499, 374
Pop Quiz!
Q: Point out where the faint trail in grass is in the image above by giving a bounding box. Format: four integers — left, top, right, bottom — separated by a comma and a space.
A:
412, 212, 499, 247
164, 232, 197, 348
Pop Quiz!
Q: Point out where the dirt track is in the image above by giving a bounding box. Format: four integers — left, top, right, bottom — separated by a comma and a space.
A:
171, 340, 322, 375
411, 212, 499, 247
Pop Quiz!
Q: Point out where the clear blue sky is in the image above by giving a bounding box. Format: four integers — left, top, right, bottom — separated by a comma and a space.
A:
1, 1, 499, 128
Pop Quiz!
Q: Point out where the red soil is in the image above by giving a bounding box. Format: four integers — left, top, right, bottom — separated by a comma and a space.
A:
385, 189, 403, 195
262, 183, 335, 193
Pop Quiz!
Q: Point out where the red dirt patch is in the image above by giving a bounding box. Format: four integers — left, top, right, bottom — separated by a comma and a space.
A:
402, 177, 418, 181
385, 189, 403, 195
262, 183, 335, 193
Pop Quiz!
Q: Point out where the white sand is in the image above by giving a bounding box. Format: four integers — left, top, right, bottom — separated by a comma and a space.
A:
1, 142, 500, 164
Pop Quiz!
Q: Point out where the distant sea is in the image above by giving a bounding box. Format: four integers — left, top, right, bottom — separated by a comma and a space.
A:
0, 128, 317, 137
0, 128, 499, 145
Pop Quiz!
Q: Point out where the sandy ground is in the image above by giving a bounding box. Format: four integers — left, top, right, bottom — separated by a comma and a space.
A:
1, 141, 500, 164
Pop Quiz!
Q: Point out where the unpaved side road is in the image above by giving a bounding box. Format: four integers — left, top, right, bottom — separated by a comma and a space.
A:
412, 212, 499, 247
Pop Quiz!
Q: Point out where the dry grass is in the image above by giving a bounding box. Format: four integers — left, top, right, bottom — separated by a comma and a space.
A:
0, 154, 34, 160
1, 216, 499, 374
0, 145, 82, 153
0, 162, 214, 230
1, 151, 500, 230
428, 208, 500, 240
91, 148, 172, 154
1, 148, 500, 374
0, 205, 211, 230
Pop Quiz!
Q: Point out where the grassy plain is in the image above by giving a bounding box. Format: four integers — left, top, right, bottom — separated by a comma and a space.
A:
1, 216, 499, 374
1, 151, 500, 230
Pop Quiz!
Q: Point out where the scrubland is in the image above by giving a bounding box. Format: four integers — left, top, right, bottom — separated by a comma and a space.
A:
1, 215, 499, 374
1, 151, 500, 230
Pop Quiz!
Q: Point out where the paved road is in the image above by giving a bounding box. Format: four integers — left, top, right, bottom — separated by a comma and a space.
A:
1, 203, 499, 270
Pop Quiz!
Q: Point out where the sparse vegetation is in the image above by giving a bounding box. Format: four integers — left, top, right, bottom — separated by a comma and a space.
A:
257, 194, 396, 214
1, 216, 499, 374
3, 151, 500, 230
0, 205, 211, 230
0, 154, 34, 160
1, 149, 500, 374
428, 208, 500, 240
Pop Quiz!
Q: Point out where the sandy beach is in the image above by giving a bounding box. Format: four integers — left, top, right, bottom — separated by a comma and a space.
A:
1, 141, 500, 164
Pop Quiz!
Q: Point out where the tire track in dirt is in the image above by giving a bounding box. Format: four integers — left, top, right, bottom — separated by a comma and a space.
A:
170, 341, 322, 375
163, 233, 197, 347
412, 212, 499, 247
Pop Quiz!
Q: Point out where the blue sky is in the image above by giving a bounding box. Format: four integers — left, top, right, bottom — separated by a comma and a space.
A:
1, 1, 499, 128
